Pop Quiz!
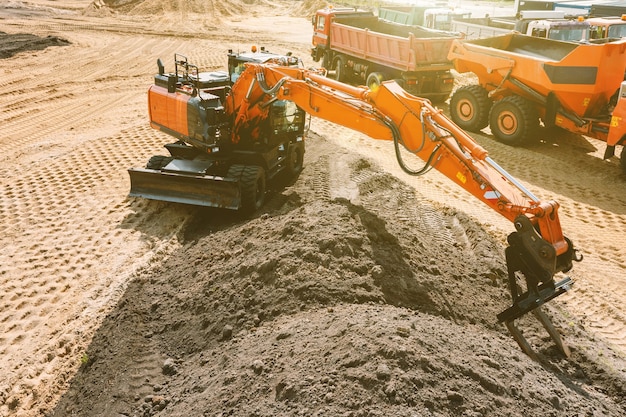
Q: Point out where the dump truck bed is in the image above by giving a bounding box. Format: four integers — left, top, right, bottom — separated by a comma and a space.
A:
448, 34, 626, 117
330, 17, 459, 72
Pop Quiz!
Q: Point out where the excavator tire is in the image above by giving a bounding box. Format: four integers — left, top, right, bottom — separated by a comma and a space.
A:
146, 155, 173, 170
285, 142, 304, 179
489, 95, 539, 146
621, 147, 626, 175
450, 85, 491, 132
229, 164, 266, 214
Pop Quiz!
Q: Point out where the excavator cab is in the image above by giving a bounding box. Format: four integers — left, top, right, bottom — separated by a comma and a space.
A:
128, 50, 306, 212
227, 46, 301, 84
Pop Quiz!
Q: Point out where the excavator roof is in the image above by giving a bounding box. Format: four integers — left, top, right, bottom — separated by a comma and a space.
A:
229, 48, 300, 67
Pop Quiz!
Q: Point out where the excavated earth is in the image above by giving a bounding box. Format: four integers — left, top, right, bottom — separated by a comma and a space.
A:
0, 1, 625, 416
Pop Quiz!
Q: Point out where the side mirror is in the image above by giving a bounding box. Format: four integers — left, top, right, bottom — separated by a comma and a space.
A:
157, 58, 164, 76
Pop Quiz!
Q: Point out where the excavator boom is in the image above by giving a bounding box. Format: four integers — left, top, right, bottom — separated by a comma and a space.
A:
229, 63, 582, 356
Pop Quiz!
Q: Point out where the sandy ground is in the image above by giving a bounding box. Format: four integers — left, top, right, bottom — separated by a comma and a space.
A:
0, 1, 625, 416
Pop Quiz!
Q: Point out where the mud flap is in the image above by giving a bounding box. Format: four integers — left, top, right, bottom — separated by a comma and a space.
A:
128, 166, 241, 209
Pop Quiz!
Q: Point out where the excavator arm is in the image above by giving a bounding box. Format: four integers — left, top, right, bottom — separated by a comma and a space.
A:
228, 63, 582, 355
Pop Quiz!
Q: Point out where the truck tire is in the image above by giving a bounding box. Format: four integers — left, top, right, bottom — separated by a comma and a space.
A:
322, 52, 332, 70
331, 56, 347, 83
231, 165, 266, 214
621, 147, 626, 175
366, 72, 386, 90
450, 85, 491, 132
489, 95, 539, 146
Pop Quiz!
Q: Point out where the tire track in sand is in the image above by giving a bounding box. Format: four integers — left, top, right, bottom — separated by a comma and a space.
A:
0, 23, 232, 415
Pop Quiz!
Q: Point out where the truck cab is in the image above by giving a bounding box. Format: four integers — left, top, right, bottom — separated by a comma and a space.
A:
587, 15, 626, 39
523, 18, 590, 41
423, 8, 472, 30
311, 7, 374, 62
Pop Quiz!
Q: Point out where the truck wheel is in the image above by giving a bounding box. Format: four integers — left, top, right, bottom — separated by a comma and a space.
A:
234, 165, 266, 214
322, 52, 332, 70
450, 85, 491, 132
621, 147, 626, 175
331, 56, 347, 83
146, 155, 173, 170
366, 72, 386, 90
489, 96, 538, 146
285, 142, 304, 178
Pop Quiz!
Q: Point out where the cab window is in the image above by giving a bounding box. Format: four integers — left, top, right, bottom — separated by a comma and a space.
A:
316, 16, 325, 31
608, 24, 626, 38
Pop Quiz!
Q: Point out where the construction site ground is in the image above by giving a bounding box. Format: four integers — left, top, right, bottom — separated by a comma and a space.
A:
0, 1, 625, 416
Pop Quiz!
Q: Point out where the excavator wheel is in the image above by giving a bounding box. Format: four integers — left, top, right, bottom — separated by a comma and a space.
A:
146, 155, 173, 170
489, 95, 539, 146
285, 142, 305, 179
450, 85, 491, 132
621, 147, 626, 175
229, 164, 266, 214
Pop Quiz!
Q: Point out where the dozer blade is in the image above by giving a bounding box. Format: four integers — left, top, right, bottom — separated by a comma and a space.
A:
128, 166, 241, 209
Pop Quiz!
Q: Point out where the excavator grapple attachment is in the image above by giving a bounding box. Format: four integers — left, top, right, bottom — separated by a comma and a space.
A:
497, 215, 579, 357
128, 160, 241, 209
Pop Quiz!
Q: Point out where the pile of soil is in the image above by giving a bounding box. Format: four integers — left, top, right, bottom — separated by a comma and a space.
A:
85, 0, 247, 16
0, 31, 69, 59
50, 137, 625, 416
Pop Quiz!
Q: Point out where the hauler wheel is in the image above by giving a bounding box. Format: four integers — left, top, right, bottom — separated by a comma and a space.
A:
489, 95, 539, 146
450, 85, 491, 132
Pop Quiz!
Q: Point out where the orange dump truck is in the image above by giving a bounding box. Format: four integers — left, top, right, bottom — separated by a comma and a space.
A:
311, 6, 461, 102
447, 34, 626, 173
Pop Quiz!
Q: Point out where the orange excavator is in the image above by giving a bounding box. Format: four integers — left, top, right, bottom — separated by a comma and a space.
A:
128, 50, 583, 357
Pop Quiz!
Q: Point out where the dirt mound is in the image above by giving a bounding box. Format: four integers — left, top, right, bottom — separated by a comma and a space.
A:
85, 0, 249, 16
0, 31, 69, 59
50, 136, 625, 417
293, 0, 330, 16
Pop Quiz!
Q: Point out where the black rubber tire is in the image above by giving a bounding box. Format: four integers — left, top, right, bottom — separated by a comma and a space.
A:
285, 142, 305, 179
450, 85, 491, 132
621, 147, 626, 175
366, 72, 386, 90
489, 95, 539, 146
146, 155, 173, 170
229, 165, 266, 214
431, 93, 451, 104
331, 55, 347, 83
322, 52, 332, 70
